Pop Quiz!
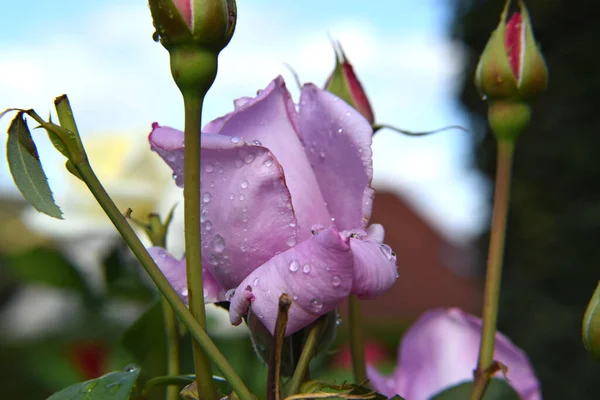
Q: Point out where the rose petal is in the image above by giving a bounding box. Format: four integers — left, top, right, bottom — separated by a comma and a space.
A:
347, 226, 398, 299
149, 123, 185, 186
214, 77, 331, 240
368, 308, 541, 400
366, 223, 385, 243
367, 365, 398, 398
147, 246, 225, 303
149, 129, 299, 290
228, 226, 353, 335
299, 84, 375, 231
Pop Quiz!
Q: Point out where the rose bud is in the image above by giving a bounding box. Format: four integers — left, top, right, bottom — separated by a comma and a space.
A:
475, 0, 547, 101
325, 41, 375, 125
148, 0, 236, 53
474, 0, 547, 141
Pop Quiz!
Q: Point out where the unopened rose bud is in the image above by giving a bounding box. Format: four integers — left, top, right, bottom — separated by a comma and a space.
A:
475, 0, 547, 141
583, 282, 600, 360
325, 41, 375, 125
148, 0, 236, 53
475, 0, 547, 101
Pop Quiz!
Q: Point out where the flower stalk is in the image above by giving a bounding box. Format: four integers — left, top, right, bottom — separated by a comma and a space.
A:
71, 159, 252, 399
182, 92, 218, 400
287, 316, 327, 396
471, 139, 515, 400
348, 295, 367, 385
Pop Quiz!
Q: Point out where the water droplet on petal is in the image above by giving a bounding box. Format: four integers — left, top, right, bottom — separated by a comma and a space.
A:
251, 140, 262, 146
203, 193, 211, 203
310, 298, 323, 312
311, 224, 324, 235
225, 289, 235, 301
319, 151, 325, 159
204, 221, 212, 231
289, 259, 300, 272
264, 158, 273, 167
253, 277, 259, 287
200, 209, 209, 222
213, 234, 225, 253
244, 153, 255, 164
230, 136, 241, 144
289, 222, 297, 228
331, 276, 341, 287
239, 194, 245, 201
302, 263, 311, 274
240, 180, 249, 189
292, 294, 298, 301
180, 288, 188, 297
380, 244, 397, 261
337, 127, 343, 134
286, 237, 296, 247
229, 193, 235, 200
205, 163, 214, 172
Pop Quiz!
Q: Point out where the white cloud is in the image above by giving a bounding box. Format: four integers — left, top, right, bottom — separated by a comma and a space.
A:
0, 1, 486, 240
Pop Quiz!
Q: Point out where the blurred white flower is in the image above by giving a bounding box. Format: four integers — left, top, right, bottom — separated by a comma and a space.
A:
23, 128, 185, 287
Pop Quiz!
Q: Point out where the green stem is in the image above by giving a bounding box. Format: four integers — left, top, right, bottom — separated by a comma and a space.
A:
182, 93, 217, 400
162, 299, 181, 400
348, 296, 367, 385
471, 140, 515, 400
73, 160, 253, 400
147, 216, 181, 400
287, 317, 326, 395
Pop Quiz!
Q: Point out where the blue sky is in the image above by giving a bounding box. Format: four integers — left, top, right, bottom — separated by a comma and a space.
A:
0, 0, 488, 241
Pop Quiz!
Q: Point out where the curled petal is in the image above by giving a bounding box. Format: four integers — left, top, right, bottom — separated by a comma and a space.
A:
299, 84, 375, 231
214, 76, 331, 240
366, 223, 385, 243
147, 246, 225, 303
149, 123, 185, 186
348, 227, 398, 299
228, 226, 353, 335
229, 286, 255, 326
150, 128, 299, 290
368, 308, 541, 400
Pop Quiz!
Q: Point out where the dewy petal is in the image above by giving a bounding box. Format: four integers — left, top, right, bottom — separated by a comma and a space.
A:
147, 246, 225, 303
149, 123, 186, 187
348, 227, 398, 299
214, 77, 331, 240
228, 226, 353, 335
150, 128, 299, 290
368, 308, 541, 400
299, 84, 375, 231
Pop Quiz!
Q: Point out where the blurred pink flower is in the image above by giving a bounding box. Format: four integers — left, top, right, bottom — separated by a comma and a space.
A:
148, 76, 398, 335
368, 308, 541, 400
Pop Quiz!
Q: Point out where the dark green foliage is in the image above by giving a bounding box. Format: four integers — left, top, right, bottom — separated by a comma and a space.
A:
453, 0, 600, 398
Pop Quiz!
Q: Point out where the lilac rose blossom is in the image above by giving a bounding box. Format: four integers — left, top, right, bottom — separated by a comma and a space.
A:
368, 308, 541, 400
147, 76, 398, 335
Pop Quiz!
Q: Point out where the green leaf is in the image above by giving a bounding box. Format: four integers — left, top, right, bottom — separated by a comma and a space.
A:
430, 379, 520, 400
46, 364, 140, 400
6, 247, 89, 294
6, 112, 62, 218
